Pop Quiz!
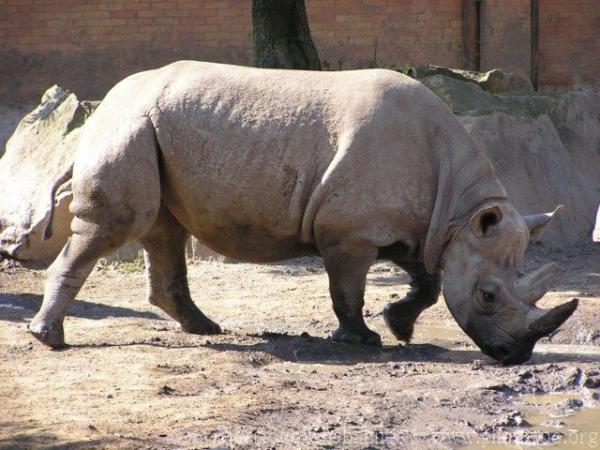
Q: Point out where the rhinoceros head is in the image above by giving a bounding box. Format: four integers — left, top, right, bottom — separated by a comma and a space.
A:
439, 202, 577, 365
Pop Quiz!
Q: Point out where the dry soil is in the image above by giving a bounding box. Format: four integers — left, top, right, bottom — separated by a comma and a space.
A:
1, 245, 599, 449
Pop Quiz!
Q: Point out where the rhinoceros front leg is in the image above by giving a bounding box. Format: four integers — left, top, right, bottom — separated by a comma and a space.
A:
139, 205, 221, 335
383, 261, 441, 343
321, 241, 381, 346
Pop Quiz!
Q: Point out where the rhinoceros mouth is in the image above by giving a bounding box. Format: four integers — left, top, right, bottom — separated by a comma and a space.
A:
479, 341, 535, 365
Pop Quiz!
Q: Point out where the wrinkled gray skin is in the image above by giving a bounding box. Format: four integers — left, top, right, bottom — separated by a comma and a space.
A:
28, 62, 577, 364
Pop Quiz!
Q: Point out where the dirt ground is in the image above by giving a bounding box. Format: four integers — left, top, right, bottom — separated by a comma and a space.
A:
1, 244, 599, 450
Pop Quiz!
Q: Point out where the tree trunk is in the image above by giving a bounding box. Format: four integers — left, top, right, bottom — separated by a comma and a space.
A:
252, 0, 322, 70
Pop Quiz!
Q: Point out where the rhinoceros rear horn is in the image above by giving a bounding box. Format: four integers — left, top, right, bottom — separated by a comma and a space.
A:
527, 298, 578, 340
523, 204, 564, 242
515, 262, 562, 306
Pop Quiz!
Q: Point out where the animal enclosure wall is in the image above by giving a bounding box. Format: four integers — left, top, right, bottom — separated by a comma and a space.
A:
0, 0, 599, 106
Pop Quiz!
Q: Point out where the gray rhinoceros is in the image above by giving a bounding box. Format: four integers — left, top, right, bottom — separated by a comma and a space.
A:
29, 61, 577, 364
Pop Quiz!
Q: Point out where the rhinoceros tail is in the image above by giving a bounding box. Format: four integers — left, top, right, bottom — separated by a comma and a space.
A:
300, 145, 348, 244
43, 163, 74, 241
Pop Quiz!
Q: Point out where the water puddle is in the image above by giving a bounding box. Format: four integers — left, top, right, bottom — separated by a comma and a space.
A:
464, 392, 600, 449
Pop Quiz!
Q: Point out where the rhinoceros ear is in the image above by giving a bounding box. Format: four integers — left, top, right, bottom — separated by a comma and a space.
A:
469, 205, 503, 238
524, 204, 564, 242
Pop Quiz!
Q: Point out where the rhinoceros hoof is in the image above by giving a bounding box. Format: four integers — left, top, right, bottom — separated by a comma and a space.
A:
28, 319, 66, 349
383, 304, 415, 344
331, 327, 382, 346
181, 317, 222, 335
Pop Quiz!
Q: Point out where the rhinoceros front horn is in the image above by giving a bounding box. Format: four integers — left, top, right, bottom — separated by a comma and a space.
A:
527, 298, 579, 340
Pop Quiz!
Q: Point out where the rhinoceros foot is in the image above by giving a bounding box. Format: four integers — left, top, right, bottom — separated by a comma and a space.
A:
28, 318, 66, 349
383, 302, 417, 344
180, 316, 222, 335
331, 324, 382, 346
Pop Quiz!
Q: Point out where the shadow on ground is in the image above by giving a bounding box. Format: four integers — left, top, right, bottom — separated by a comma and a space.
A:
59, 332, 600, 367
0, 292, 161, 323
0, 426, 158, 450
202, 333, 600, 366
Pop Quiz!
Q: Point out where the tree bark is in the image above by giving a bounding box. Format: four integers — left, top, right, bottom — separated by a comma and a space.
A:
252, 0, 322, 70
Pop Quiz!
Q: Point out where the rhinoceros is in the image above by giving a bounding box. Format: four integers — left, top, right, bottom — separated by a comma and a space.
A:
28, 61, 577, 364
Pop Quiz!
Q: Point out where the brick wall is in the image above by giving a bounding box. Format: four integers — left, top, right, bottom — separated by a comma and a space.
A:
480, 0, 532, 81
308, 0, 464, 70
0, 0, 253, 55
0, 0, 255, 105
0, 0, 599, 106
539, 0, 600, 91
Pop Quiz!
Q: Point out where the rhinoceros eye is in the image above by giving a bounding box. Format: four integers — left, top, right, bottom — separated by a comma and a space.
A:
476, 286, 498, 310
481, 290, 496, 303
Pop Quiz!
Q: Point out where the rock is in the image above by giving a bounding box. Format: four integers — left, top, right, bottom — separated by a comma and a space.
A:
420, 72, 600, 248
584, 375, 600, 389
459, 105, 600, 248
421, 75, 554, 117
0, 86, 96, 268
0, 105, 27, 158
406, 65, 533, 93
565, 398, 584, 410
404, 65, 484, 85
478, 69, 534, 93
498, 411, 531, 428
158, 385, 176, 395
567, 367, 585, 387
421, 75, 505, 116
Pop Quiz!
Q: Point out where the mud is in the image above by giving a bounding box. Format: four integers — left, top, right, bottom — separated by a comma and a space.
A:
1, 245, 599, 449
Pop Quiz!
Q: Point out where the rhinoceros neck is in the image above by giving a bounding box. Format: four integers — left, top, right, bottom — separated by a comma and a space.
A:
439, 132, 507, 229
422, 120, 507, 271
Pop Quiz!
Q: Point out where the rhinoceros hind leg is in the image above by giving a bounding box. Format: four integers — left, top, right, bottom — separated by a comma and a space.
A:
383, 261, 441, 343
29, 215, 154, 348
321, 241, 381, 346
29, 234, 113, 348
140, 205, 221, 335
29, 117, 162, 348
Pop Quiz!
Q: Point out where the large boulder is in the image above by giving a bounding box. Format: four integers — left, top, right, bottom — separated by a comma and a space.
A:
459, 112, 598, 246
0, 86, 94, 267
405, 65, 533, 93
421, 74, 508, 115
434, 78, 600, 247
0, 105, 27, 159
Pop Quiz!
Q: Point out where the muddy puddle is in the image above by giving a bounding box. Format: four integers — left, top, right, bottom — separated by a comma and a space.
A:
464, 392, 600, 449
416, 323, 600, 449
521, 393, 600, 449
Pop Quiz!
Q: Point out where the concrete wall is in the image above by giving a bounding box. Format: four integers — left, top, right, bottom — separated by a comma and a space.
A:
1, 0, 599, 106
